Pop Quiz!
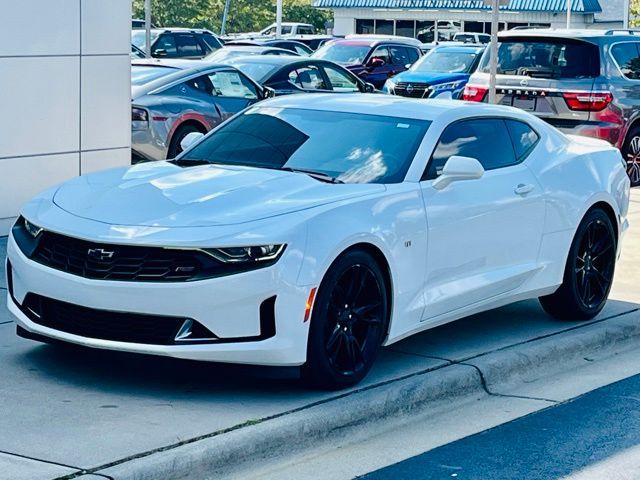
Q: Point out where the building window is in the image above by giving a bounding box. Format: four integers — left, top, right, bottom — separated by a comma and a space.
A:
416, 21, 434, 42
375, 19, 394, 35
396, 20, 415, 38
355, 19, 374, 34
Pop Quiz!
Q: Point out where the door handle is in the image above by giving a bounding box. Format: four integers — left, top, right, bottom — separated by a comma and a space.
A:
514, 184, 534, 196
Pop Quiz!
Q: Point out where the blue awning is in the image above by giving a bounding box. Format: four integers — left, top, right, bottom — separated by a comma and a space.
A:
313, 0, 602, 13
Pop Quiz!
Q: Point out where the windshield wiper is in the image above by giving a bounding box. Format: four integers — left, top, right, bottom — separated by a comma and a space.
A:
169, 158, 213, 167
280, 167, 344, 184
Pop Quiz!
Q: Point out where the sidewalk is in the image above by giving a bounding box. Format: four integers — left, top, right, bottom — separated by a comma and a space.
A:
1, 189, 638, 480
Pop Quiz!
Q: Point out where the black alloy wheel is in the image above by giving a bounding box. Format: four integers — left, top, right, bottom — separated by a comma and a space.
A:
623, 128, 640, 187
304, 250, 388, 389
540, 208, 616, 320
167, 123, 204, 159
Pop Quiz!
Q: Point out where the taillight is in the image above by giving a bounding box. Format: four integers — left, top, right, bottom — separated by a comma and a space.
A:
562, 92, 613, 112
131, 107, 148, 122
462, 85, 488, 102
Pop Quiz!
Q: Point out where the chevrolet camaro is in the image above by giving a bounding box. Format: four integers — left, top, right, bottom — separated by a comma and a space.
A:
6, 95, 631, 389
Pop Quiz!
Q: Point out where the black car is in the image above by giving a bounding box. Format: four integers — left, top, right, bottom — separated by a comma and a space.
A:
131, 28, 223, 59
225, 39, 314, 56
225, 56, 375, 95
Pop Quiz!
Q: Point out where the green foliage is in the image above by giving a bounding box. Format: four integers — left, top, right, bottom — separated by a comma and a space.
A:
131, 0, 332, 34
631, 0, 640, 27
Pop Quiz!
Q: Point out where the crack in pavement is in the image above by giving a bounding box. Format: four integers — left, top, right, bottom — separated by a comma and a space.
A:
0, 449, 84, 475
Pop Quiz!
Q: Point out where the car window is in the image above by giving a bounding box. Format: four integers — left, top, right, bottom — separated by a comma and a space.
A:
407, 47, 420, 64
424, 118, 517, 180
184, 75, 213, 94
390, 46, 410, 66
208, 71, 258, 99
611, 43, 640, 80
323, 65, 360, 92
175, 34, 204, 57
152, 34, 177, 56
371, 46, 391, 64
294, 44, 310, 55
314, 43, 372, 65
298, 26, 314, 35
506, 120, 540, 160
201, 34, 223, 52
288, 66, 328, 90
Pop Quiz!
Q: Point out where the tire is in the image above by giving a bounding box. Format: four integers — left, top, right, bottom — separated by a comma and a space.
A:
167, 123, 204, 160
539, 208, 616, 321
303, 250, 389, 390
622, 126, 640, 187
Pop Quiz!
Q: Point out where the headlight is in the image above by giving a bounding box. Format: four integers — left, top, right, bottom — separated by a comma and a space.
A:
23, 218, 43, 238
202, 245, 286, 264
383, 79, 396, 94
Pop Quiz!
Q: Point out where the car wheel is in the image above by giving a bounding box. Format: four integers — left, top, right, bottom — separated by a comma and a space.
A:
303, 250, 389, 390
167, 124, 204, 159
539, 208, 616, 320
622, 126, 640, 187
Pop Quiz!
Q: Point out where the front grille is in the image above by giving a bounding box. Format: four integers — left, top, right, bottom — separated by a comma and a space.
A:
393, 82, 430, 98
21, 293, 200, 345
31, 232, 205, 282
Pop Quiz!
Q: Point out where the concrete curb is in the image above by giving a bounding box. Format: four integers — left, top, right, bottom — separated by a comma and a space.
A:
83, 308, 640, 480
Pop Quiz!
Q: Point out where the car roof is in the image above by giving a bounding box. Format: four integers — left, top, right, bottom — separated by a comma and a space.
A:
225, 54, 308, 66
147, 28, 215, 35
431, 45, 486, 53
259, 93, 526, 122
132, 59, 233, 73
498, 28, 638, 42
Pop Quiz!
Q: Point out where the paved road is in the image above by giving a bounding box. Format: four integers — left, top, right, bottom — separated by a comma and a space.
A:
360, 373, 640, 480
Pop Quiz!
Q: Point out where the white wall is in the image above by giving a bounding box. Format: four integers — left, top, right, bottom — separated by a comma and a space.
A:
595, 0, 625, 23
0, 0, 132, 235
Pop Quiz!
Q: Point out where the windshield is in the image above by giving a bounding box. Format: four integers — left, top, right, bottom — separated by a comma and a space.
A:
313, 43, 371, 65
478, 38, 600, 78
182, 107, 430, 184
131, 30, 159, 50
228, 61, 279, 82
206, 48, 262, 62
131, 66, 177, 85
412, 50, 478, 73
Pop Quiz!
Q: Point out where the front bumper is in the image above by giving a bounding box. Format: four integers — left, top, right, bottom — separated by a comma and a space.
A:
6, 235, 311, 366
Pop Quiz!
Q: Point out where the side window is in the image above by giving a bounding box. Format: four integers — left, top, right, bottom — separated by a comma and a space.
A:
407, 47, 420, 64
323, 65, 360, 92
294, 44, 310, 55
506, 120, 540, 160
175, 34, 204, 57
424, 118, 516, 180
152, 34, 177, 57
298, 26, 314, 35
184, 75, 213, 94
371, 46, 391, 64
390, 46, 410, 66
208, 71, 258, 99
288, 66, 328, 90
201, 34, 222, 52
611, 43, 640, 80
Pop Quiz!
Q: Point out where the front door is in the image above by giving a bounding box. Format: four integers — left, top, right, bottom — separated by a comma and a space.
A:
420, 117, 546, 320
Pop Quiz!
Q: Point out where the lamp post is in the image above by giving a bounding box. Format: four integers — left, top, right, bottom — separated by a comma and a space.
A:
221, 0, 231, 35
145, 0, 152, 58
276, 0, 283, 38
566, 0, 572, 29
484, 0, 508, 104
624, 0, 631, 29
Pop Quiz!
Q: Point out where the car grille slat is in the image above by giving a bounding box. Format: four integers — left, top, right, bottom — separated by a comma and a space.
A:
393, 82, 431, 98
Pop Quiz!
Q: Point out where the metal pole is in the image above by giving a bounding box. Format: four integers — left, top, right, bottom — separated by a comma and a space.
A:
276, 0, 283, 38
434, 20, 438, 43
488, 0, 499, 104
144, 0, 152, 58
566, 0, 572, 29
624, 0, 631, 29
221, 0, 231, 36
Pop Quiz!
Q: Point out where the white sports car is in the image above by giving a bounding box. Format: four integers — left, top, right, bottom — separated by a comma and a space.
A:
6, 95, 631, 389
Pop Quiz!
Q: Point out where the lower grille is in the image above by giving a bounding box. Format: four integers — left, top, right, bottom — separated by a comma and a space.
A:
21, 293, 201, 345
393, 82, 430, 98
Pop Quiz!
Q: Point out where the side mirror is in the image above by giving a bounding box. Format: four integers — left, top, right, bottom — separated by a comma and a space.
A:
179, 132, 204, 153
262, 86, 276, 99
432, 155, 484, 190
368, 57, 385, 69
153, 48, 167, 57
364, 82, 376, 93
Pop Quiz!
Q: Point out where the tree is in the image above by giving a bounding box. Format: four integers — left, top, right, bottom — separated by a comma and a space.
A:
631, 0, 640, 27
131, 0, 215, 29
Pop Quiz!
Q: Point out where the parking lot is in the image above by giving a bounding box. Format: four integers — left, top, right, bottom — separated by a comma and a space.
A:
1, 188, 638, 479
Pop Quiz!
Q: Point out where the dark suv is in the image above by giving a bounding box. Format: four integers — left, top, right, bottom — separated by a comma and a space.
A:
312, 38, 422, 89
131, 28, 223, 59
464, 29, 640, 186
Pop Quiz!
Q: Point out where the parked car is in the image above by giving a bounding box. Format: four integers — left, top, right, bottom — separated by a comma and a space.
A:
204, 46, 299, 63
288, 35, 335, 51
130, 60, 271, 162
225, 56, 375, 95
8, 95, 629, 389
131, 44, 145, 59
132, 19, 156, 29
464, 28, 640, 186
223, 22, 315, 41
453, 32, 491, 44
313, 38, 422, 89
131, 28, 223, 59
225, 39, 314, 56
384, 45, 485, 99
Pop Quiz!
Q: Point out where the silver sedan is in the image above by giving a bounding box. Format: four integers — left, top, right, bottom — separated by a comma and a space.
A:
131, 59, 271, 162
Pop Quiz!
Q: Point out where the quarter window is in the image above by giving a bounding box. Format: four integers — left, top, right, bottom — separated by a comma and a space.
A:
424, 118, 518, 180
506, 120, 540, 160
611, 43, 640, 80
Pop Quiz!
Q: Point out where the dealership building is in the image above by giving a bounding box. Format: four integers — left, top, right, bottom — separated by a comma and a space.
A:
314, 0, 623, 39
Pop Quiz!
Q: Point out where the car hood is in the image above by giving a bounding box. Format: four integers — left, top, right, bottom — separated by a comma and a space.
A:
52, 162, 384, 227
393, 71, 469, 84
